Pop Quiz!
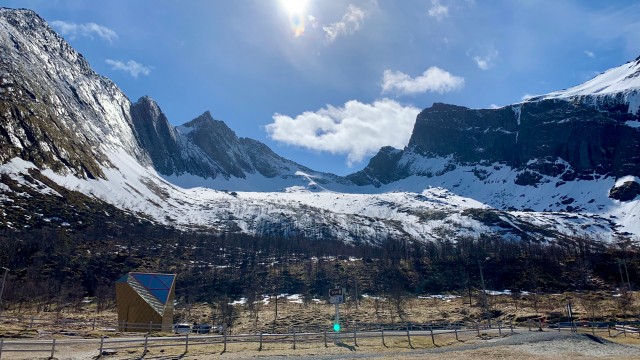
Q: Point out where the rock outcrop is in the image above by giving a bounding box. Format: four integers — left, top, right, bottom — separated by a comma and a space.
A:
351, 58, 640, 187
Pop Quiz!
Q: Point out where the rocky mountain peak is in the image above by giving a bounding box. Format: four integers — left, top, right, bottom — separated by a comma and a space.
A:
132, 96, 164, 129
0, 7, 93, 77
181, 111, 237, 138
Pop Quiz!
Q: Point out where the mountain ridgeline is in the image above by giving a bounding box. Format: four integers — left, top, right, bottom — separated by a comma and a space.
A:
1, 7, 640, 245
351, 93, 640, 187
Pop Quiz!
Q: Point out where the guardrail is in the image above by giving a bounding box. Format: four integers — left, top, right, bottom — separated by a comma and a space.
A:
549, 320, 640, 338
0, 315, 481, 334
0, 314, 171, 333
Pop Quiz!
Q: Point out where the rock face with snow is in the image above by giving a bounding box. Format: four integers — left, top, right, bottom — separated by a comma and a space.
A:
353, 58, 640, 187
174, 110, 351, 187
0, 8, 148, 179
130, 96, 224, 178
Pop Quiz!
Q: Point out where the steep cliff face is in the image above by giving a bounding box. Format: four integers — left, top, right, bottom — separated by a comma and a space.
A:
353, 57, 640, 187
130, 96, 223, 178
0, 8, 147, 178
177, 111, 255, 179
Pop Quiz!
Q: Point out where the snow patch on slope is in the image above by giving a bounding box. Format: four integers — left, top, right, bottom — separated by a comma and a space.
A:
2, 153, 625, 244
533, 58, 640, 115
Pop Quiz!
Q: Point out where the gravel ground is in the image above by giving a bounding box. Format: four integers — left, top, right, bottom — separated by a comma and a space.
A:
218, 331, 640, 360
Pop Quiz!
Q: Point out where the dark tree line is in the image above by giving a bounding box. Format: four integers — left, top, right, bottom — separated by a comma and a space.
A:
0, 223, 637, 313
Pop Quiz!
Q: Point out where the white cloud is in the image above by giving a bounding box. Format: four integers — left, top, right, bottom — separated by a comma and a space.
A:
51, 20, 118, 43
105, 59, 151, 78
381, 67, 464, 95
428, 0, 449, 20
308, 15, 319, 29
584, 50, 595, 58
323, 4, 366, 42
266, 99, 420, 165
473, 49, 499, 70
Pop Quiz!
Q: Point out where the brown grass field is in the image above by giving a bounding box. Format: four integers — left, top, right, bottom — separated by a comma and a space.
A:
0, 290, 639, 359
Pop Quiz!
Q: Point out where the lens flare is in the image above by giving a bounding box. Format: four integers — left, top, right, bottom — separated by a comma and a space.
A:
280, 0, 308, 37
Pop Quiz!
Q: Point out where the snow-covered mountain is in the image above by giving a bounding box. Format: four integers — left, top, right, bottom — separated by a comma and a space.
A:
166, 109, 352, 191
349, 57, 640, 236
0, 8, 638, 244
0, 8, 149, 179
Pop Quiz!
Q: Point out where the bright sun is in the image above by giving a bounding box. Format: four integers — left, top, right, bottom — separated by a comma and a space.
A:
280, 0, 308, 16
280, 0, 309, 37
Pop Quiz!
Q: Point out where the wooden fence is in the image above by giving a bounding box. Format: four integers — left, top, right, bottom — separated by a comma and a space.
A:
0, 318, 638, 359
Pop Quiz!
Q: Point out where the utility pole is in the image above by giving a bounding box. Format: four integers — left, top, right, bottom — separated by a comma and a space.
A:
618, 260, 632, 292
478, 259, 490, 328
354, 277, 358, 310
0, 267, 9, 317
622, 259, 632, 292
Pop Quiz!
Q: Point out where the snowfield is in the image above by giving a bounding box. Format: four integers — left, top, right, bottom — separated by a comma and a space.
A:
1, 146, 635, 245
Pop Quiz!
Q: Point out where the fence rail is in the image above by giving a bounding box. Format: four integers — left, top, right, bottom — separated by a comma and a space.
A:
0, 318, 638, 359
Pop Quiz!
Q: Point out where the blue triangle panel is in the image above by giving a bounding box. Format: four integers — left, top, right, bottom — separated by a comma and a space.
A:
147, 276, 165, 289
156, 274, 175, 288
132, 273, 154, 288
130, 273, 175, 304
150, 289, 170, 304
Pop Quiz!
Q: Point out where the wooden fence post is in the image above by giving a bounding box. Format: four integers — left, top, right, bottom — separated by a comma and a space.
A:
430, 326, 435, 345
498, 322, 502, 335
324, 328, 328, 348
99, 336, 105, 357
406, 325, 413, 349
30, 316, 35, 328
354, 327, 358, 347
50, 338, 56, 359
222, 331, 227, 353
381, 328, 386, 347
92, 318, 96, 331
454, 327, 458, 341
258, 332, 263, 351
143, 334, 148, 355
623, 324, 627, 338
185, 333, 189, 353
527, 320, 531, 331
510, 321, 513, 334
476, 322, 480, 336
607, 325, 611, 337
292, 328, 296, 350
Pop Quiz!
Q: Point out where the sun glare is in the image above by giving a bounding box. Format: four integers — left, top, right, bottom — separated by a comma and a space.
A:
280, 0, 308, 37
281, 0, 307, 16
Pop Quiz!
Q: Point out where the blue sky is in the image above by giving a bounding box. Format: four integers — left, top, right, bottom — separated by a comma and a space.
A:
6, 0, 640, 175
